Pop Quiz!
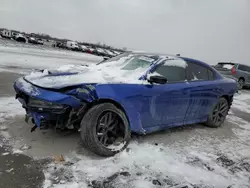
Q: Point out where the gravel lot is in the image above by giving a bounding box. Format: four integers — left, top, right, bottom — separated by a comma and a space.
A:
0, 41, 250, 188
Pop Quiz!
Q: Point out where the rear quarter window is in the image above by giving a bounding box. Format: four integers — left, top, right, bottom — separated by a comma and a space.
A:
208, 69, 215, 80
187, 62, 211, 81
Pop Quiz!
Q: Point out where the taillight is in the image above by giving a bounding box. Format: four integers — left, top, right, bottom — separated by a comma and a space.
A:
231, 67, 236, 74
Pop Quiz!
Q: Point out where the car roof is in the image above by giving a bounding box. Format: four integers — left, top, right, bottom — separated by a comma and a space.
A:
238, 63, 250, 67
130, 51, 175, 57
129, 51, 208, 66
180, 56, 209, 67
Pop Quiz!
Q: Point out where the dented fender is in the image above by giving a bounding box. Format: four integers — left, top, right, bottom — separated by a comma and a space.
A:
66, 84, 145, 134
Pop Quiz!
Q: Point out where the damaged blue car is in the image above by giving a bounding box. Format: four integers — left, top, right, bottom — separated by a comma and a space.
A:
14, 52, 237, 156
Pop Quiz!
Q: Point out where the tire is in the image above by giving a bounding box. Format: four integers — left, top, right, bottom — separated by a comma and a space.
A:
238, 78, 245, 90
80, 103, 131, 157
205, 97, 229, 128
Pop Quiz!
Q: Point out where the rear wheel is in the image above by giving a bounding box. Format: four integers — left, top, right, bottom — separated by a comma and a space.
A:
238, 78, 245, 90
205, 97, 229, 128
80, 103, 131, 156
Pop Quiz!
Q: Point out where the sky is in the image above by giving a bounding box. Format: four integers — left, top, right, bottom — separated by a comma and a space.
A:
0, 0, 249, 64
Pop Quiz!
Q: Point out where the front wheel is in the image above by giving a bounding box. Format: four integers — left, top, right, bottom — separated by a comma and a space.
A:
205, 97, 229, 128
80, 103, 131, 157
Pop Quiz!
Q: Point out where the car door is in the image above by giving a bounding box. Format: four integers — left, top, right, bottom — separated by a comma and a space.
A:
184, 61, 219, 124
139, 59, 190, 131
238, 65, 250, 85
246, 66, 250, 85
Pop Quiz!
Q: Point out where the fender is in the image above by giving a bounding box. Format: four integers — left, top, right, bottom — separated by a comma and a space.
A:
95, 84, 146, 134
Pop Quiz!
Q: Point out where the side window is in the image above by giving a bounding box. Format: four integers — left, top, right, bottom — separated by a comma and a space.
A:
243, 65, 250, 73
238, 65, 249, 72
152, 59, 187, 82
187, 62, 211, 81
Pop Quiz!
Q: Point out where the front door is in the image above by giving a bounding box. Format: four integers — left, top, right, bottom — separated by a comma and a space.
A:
139, 59, 190, 131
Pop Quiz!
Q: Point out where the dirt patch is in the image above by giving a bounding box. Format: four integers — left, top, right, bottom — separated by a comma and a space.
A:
0, 145, 45, 188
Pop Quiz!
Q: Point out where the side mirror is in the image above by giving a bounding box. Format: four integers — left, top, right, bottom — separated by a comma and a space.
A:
148, 75, 167, 84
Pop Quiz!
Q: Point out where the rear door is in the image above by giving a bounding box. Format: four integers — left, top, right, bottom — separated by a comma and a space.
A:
238, 64, 250, 85
184, 61, 219, 124
246, 66, 250, 84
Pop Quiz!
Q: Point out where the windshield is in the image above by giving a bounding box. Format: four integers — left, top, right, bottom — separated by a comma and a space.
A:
94, 53, 159, 80
121, 56, 156, 70
98, 53, 159, 70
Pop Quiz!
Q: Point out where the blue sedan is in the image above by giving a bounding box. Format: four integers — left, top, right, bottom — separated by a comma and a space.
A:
14, 52, 237, 156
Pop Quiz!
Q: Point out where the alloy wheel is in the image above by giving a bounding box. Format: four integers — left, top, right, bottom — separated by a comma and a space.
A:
238, 79, 244, 89
212, 100, 228, 125
96, 111, 125, 147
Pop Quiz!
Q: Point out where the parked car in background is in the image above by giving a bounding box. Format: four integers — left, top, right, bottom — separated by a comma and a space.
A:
53, 42, 66, 49
80, 45, 88, 52
1, 29, 12, 38
106, 50, 116, 57
28, 37, 39, 44
103, 49, 115, 58
86, 47, 95, 54
14, 34, 27, 43
66, 41, 80, 51
11, 32, 18, 39
214, 62, 250, 89
37, 38, 44, 45
95, 48, 107, 56
14, 52, 237, 156
111, 50, 120, 56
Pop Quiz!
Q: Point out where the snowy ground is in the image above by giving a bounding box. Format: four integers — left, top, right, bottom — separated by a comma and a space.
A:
0, 43, 250, 188
0, 38, 103, 72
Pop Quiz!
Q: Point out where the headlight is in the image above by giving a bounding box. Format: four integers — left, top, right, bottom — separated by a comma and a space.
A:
28, 98, 65, 109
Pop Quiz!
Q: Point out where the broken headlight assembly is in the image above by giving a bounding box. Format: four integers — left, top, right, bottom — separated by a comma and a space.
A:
28, 98, 66, 109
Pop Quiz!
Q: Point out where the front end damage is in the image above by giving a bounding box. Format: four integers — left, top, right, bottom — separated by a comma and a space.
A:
14, 77, 96, 132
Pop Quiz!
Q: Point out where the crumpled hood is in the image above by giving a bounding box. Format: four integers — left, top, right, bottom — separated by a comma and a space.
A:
24, 64, 142, 89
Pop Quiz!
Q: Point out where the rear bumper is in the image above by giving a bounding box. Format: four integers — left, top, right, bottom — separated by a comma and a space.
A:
221, 75, 240, 89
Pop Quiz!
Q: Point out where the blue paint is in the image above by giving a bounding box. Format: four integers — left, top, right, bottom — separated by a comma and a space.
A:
14, 54, 237, 133
14, 78, 82, 108
30, 112, 43, 127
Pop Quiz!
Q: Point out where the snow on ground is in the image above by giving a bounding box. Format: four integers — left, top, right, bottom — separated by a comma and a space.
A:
0, 44, 250, 188
0, 97, 24, 123
0, 97, 24, 147
232, 92, 250, 114
0, 40, 103, 72
0, 39, 101, 61
38, 91, 250, 188
1, 92, 250, 188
